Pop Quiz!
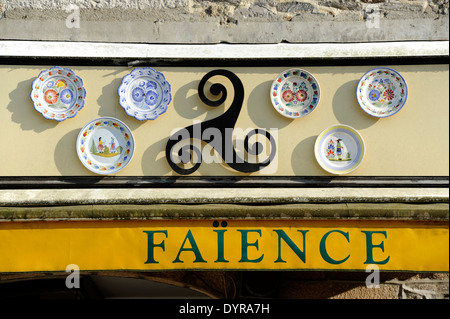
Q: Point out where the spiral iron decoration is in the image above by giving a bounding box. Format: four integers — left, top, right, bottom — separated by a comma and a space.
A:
165, 69, 277, 175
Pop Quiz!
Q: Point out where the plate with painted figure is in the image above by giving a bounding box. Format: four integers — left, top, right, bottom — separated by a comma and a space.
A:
314, 124, 365, 175
30, 66, 86, 121
76, 117, 135, 175
356, 67, 408, 118
118, 67, 172, 121
270, 68, 320, 119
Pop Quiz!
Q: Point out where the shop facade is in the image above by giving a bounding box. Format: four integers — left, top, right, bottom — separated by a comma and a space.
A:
0, 0, 448, 300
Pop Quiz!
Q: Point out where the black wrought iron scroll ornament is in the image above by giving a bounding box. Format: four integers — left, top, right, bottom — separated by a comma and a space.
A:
165, 69, 277, 175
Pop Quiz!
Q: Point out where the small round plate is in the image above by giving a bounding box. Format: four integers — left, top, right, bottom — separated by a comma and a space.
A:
314, 124, 365, 175
118, 67, 172, 121
76, 117, 135, 175
31, 66, 86, 121
270, 68, 320, 119
356, 67, 408, 118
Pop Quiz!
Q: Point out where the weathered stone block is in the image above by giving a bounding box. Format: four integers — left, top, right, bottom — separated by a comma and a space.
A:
276, 1, 316, 12
318, 0, 362, 10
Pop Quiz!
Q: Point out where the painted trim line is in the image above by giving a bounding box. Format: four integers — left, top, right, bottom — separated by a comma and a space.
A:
0, 41, 448, 59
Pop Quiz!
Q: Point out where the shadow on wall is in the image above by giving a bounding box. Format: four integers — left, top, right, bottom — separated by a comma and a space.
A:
141, 136, 172, 176
97, 76, 123, 118
8, 78, 60, 133
247, 80, 294, 130
290, 135, 325, 176
54, 128, 95, 176
333, 80, 379, 130
173, 80, 227, 120
96, 69, 145, 132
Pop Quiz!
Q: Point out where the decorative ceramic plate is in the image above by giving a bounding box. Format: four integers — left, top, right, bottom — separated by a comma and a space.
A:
76, 117, 135, 175
314, 124, 365, 175
270, 68, 320, 119
30, 66, 86, 121
118, 67, 172, 121
356, 67, 408, 118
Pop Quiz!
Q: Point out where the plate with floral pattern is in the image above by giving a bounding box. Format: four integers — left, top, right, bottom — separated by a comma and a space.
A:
314, 124, 365, 175
118, 67, 172, 121
30, 66, 86, 121
357, 67, 407, 118
77, 117, 135, 175
270, 68, 320, 119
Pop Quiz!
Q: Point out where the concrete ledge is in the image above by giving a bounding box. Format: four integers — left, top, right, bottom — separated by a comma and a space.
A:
0, 188, 448, 207
0, 203, 448, 222
2, 18, 449, 44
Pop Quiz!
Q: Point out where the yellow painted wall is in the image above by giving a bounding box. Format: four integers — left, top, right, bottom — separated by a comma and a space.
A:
0, 64, 448, 176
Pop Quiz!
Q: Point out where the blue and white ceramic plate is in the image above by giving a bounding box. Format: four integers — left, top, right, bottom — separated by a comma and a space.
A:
118, 67, 172, 121
31, 66, 86, 121
314, 124, 365, 175
77, 117, 135, 175
270, 68, 320, 119
357, 67, 408, 118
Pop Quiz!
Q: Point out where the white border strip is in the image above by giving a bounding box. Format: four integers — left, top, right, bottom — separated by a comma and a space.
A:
1, 41, 448, 59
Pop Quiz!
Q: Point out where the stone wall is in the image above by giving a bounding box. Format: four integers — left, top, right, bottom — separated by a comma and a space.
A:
279, 271, 449, 299
0, 0, 448, 43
